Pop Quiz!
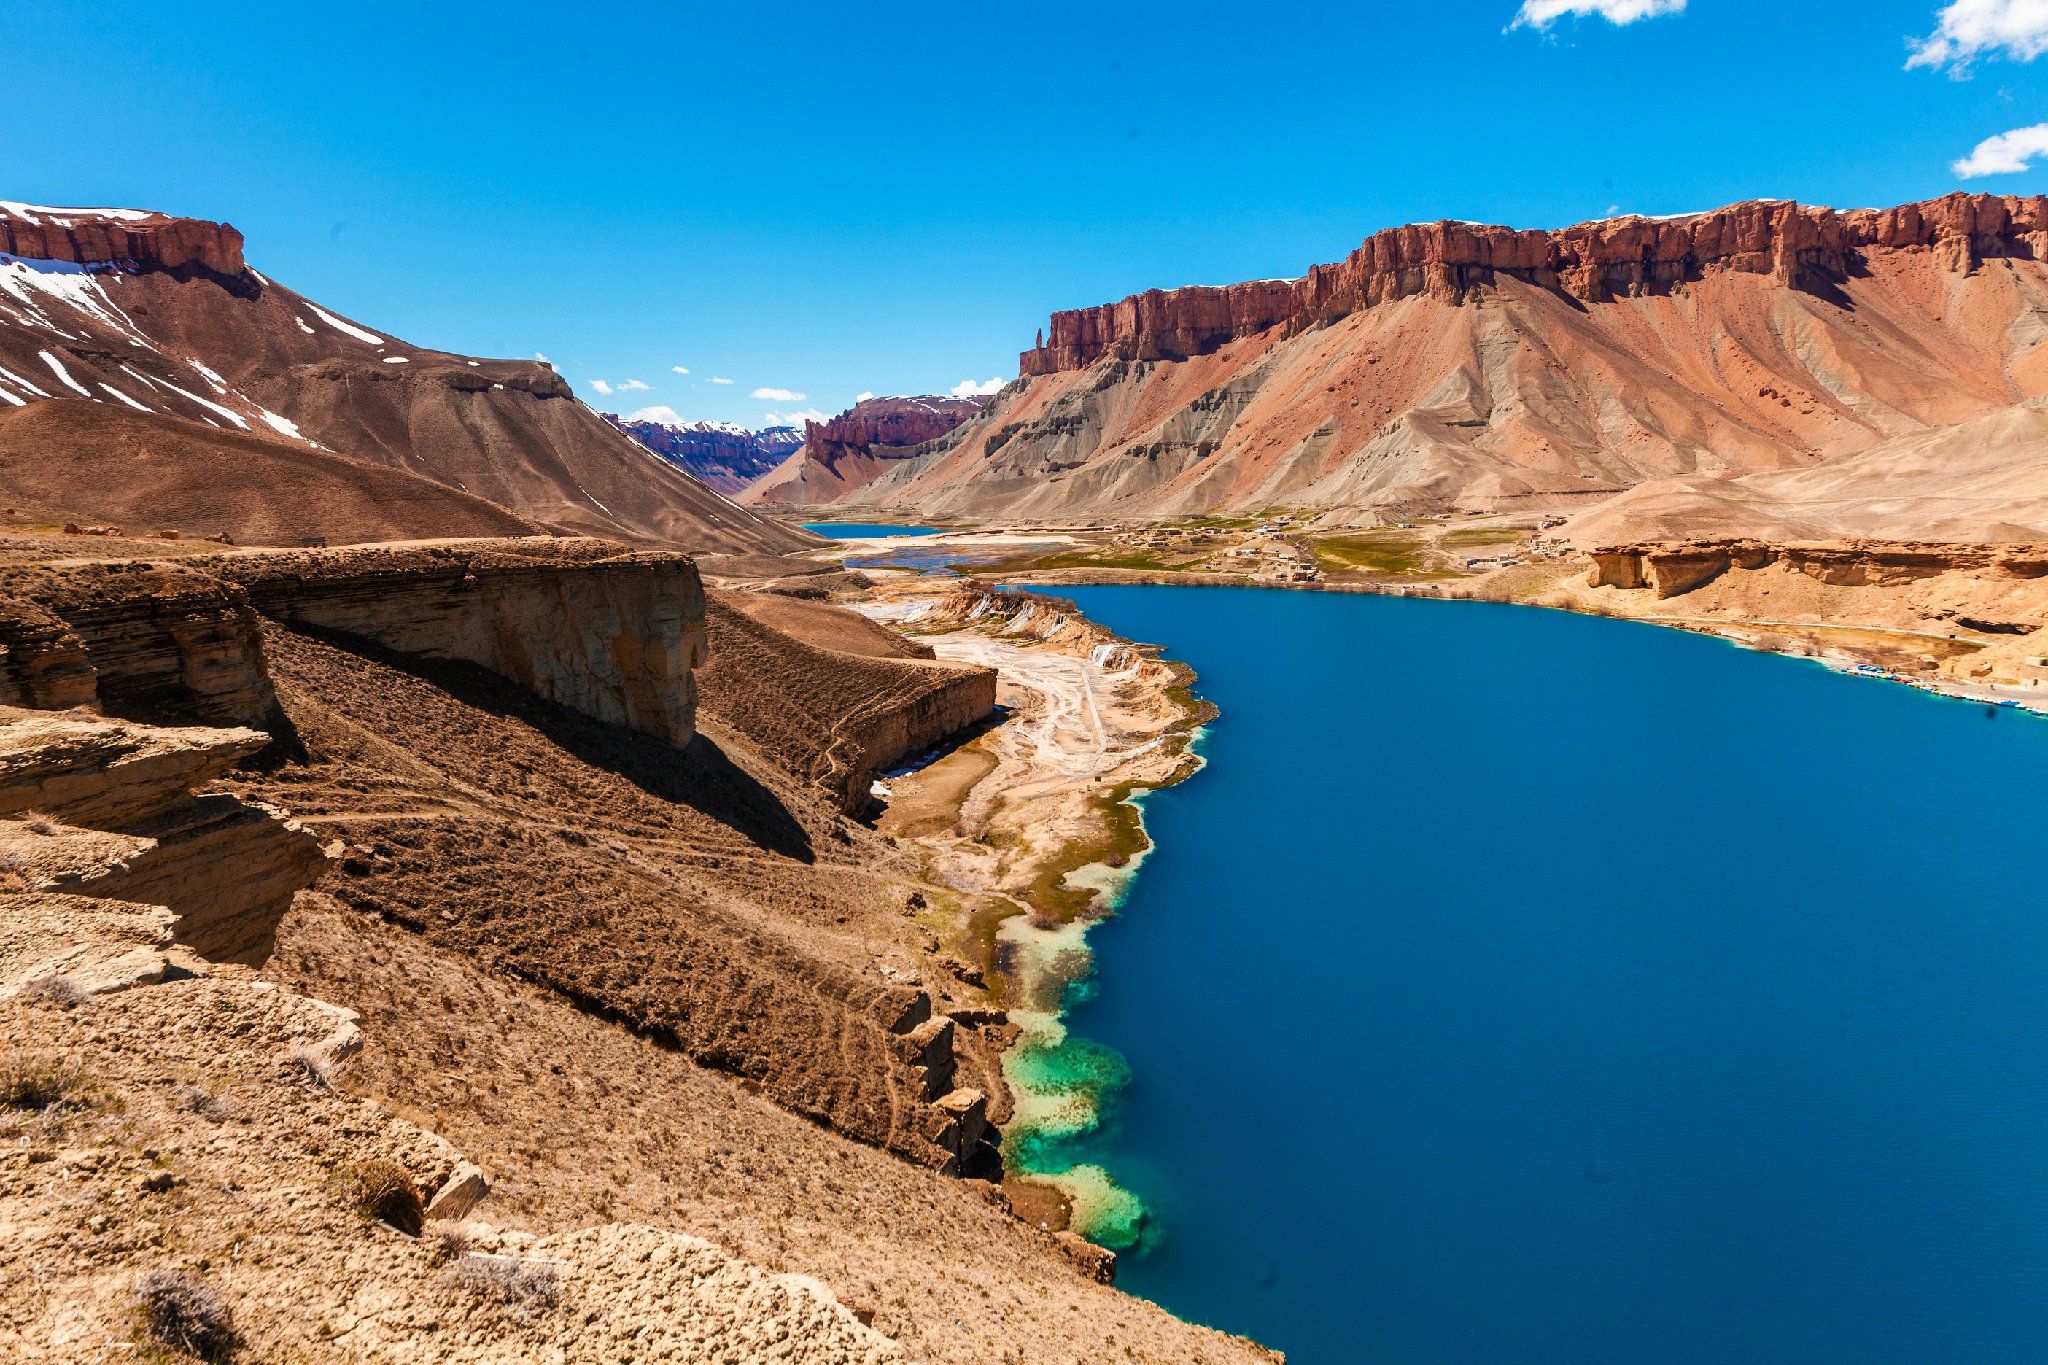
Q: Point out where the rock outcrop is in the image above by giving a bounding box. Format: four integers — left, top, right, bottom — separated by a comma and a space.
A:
0, 538, 711, 752
1587, 538, 2048, 599
744, 396, 988, 507
0, 201, 245, 276
0, 561, 280, 729
207, 539, 709, 749
802, 397, 990, 462
0, 707, 325, 963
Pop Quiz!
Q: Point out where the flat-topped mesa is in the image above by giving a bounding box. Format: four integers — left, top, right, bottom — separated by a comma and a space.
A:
1020, 192, 2048, 374
0, 202, 246, 276
801, 396, 989, 471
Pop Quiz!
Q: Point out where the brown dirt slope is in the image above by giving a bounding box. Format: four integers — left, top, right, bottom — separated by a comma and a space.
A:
265, 894, 1276, 1365
698, 593, 994, 809
227, 622, 971, 1167
0, 400, 545, 545
1562, 393, 2048, 545
727, 589, 939, 660
0, 203, 811, 553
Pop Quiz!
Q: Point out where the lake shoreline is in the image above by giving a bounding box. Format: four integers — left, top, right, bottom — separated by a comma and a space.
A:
967, 562, 2048, 719
853, 581, 1215, 1248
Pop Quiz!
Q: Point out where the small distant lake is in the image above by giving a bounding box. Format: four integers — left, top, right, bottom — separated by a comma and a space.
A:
802, 522, 1016, 573
1036, 584, 2048, 1365
801, 522, 946, 539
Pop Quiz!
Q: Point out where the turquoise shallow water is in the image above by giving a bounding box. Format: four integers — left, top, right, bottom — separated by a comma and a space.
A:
1040, 584, 2048, 1365
801, 522, 945, 538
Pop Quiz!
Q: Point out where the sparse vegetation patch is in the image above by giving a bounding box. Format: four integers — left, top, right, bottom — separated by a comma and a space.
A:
341, 1157, 425, 1235
133, 1269, 238, 1362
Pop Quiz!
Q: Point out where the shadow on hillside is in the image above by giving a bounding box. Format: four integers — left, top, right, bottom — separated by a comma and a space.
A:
283, 624, 814, 862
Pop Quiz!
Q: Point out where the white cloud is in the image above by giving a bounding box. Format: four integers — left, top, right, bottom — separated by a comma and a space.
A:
671, 365, 690, 375
752, 386, 807, 401
856, 391, 876, 402
764, 408, 828, 427
534, 352, 551, 365
707, 376, 734, 385
616, 378, 651, 392
589, 379, 614, 395
950, 376, 1004, 397
1910, 0, 2048, 72
1511, 0, 1684, 29
627, 404, 683, 424
1953, 121, 2048, 174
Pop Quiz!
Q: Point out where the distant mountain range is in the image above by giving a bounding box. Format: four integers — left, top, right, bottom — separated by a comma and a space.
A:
600, 415, 805, 495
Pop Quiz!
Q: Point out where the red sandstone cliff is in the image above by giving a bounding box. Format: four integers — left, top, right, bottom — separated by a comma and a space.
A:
795, 192, 2048, 534
0, 202, 245, 276
1019, 193, 2048, 374
744, 395, 988, 507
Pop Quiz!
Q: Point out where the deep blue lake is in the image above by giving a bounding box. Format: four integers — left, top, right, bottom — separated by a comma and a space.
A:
802, 522, 946, 538
1049, 584, 2048, 1365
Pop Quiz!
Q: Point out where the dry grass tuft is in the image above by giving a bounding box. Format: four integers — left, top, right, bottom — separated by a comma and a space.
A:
13, 974, 86, 1009
340, 1158, 424, 1235
20, 810, 60, 836
173, 1084, 239, 1124
285, 1044, 333, 1091
0, 1048, 82, 1109
446, 1252, 561, 1317
133, 1269, 237, 1361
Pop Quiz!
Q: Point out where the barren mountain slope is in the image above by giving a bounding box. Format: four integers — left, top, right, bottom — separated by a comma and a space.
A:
810, 194, 2048, 532
0, 399, 545, 544
0, 202, 808, 552
1563, 393, 2048, 544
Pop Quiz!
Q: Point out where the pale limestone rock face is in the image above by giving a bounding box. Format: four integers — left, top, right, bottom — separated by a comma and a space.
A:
0, 708, 326, 963
208, 540, 709, 747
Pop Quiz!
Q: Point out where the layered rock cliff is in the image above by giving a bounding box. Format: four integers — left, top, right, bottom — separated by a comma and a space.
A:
207, 539, 709, 749
0, 707, 325, 963
1586, 538, 2048, 599
1019, 194, 2048, 374
804, 192, 2048, 537
744, 395, 989, 507
0, 201, 245, 276
0, 560, 281, 729
0, 202, 809, 553
0, 538, 712, 751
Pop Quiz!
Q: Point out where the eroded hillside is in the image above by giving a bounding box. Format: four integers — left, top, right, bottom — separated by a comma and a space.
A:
797, 194, 2048, 542
0, 532, 1277, 1364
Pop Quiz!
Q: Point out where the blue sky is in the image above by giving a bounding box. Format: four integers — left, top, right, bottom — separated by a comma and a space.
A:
5, 0, 2048, 429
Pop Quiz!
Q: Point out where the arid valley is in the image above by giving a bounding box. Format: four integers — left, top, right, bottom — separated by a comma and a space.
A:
14, 2, 2048, 1360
